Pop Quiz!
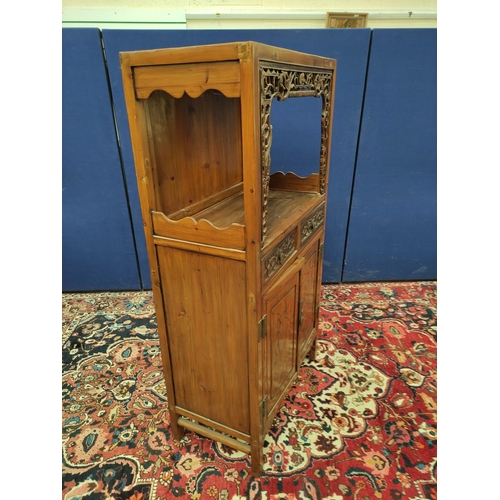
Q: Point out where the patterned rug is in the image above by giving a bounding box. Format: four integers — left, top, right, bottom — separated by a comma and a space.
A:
62, 282, 437, 500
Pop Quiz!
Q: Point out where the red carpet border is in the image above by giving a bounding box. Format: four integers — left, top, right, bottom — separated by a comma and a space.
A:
62, 281, 437, 500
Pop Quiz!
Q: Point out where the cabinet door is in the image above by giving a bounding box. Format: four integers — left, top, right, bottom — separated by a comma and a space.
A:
263, 270, 300, 419
297, 241, 320, 364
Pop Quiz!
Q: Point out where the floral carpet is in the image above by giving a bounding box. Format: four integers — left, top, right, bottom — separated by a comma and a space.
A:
62, 282, 437, 500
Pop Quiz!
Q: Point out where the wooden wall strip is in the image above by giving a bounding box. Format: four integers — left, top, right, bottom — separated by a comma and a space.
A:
153, 235, 246, 261
134, 61, 240, 98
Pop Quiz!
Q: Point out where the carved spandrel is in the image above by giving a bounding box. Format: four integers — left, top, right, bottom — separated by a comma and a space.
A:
260, 65, 333, 244
263, 232, 296, 282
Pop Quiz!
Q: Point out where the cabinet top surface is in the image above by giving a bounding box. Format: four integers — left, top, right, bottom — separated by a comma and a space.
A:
119, 41, 336, 70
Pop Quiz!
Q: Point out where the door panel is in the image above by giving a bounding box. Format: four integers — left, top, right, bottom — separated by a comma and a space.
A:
297, 242, 319, 363
264, 272, 299, 416
157, 246, 249, 433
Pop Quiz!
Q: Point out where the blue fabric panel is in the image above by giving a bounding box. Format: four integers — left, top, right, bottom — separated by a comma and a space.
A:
62, 28, 140, 291
343, 29, 437, 282
102, 29, 371, 285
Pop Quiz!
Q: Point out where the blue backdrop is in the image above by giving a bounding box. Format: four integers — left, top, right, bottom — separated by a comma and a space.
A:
62, 28, 140, 291
343, 29, 437, 281
62, 28, 437, 291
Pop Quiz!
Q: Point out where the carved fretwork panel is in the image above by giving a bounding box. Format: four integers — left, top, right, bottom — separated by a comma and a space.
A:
263, 231, 296, 282
300, 204, 325, 246
260, 64, 333, 244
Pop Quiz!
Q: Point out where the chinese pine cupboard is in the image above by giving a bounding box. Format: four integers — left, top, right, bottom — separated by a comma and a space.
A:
120, 41, 336, 476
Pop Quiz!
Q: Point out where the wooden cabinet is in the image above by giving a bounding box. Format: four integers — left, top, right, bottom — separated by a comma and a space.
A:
120, 41, 336, 476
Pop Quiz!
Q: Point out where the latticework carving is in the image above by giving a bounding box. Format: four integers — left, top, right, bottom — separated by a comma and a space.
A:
264, 232, 296, 282
260, 65, 333, 243
301, 205, 325, 244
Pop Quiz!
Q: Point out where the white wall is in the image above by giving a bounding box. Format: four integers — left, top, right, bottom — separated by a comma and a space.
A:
62, 0, 437, 29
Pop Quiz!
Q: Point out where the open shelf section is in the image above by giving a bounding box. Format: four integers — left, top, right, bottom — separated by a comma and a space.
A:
193, 191, 245, 227
144, 89, 243, 218
191, 189, 323, 250
152, 189, 323, 252
264, 190, 323, 249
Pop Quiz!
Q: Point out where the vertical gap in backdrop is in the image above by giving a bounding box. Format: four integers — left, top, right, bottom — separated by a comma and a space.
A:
340, 29, 374, 283
98, 30, 143, 289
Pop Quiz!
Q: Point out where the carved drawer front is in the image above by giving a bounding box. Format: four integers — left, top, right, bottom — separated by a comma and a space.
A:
300, 203, 325, 246
262, 230, 298, 283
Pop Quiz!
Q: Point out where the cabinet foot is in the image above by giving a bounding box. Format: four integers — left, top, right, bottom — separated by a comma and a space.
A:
169, 412, 186, 442
307, 337, 317, 360
250, 460, 263, 477
250, 441, 263, 477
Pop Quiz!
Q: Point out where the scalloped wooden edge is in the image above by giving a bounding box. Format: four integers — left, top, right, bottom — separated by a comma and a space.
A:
271, 171, 315, 180
152, 211, 245, 251
270, 171, 320, 192
138, 87, 240, 100
156, 211, 244, 231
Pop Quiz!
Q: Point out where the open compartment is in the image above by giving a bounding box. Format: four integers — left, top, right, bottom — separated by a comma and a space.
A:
141, 88, 244, 227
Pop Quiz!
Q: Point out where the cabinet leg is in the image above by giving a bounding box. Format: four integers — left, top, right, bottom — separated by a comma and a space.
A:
250, 441, 263, 477
307, 337, 317, 360
168, 408, 185, 442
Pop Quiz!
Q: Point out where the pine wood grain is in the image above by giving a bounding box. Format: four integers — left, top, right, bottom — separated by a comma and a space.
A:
239, 43, 265, 477
120, 53, 184, 441
263, 266, 300, 420
158, 247, 250, 433
152, 211, 245, 250
153, 235, 246, 261
134, 61, 241, 99
297, 241, 320, 363
145, 90, 243, 217
270, 172, 320, 192
125, 42, 241, 67
168, 183, 243, 221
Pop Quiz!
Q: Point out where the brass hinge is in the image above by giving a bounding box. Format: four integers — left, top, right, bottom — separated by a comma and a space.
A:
258, 315, 267, 341
316, 304, 320, 319
319, 242, 324, 261
260, 397, 268, 422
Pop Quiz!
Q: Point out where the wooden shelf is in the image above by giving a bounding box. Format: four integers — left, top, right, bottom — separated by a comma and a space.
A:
192, 189, 323, 249
263, 190, 323, 249
192, 190, 245, 227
